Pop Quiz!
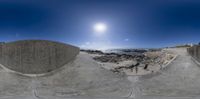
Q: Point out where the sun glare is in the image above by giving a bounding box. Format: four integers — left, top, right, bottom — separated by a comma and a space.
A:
94, 23, 107, 34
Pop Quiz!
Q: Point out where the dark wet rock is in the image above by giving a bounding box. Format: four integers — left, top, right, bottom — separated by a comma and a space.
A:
93, 55, 123, 63
112, 62, 140, 74
84, 49, 175, 75
144, 64, 148, 70
148, 48, 162, 52
122, 49, 147, 53
93, 52, 140, 63
115, 63, 139, 70
80, 49, 104, 55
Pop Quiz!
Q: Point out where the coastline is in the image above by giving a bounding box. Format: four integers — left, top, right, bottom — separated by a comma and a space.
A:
81, 48, 177, 76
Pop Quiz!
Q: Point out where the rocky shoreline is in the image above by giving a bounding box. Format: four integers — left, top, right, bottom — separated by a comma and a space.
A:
81, 49, 175, 75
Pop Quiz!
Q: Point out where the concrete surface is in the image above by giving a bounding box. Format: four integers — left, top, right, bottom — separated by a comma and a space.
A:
0, 52, 131, 99
133, 48, 200, 98
187, 45, 200, 62
0, 48, 199, 99
0, 40, 79, 74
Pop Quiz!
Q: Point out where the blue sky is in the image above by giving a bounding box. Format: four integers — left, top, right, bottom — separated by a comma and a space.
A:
0, 0, 200, 49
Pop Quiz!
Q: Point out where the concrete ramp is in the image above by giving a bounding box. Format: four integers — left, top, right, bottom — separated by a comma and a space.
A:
0, 40, 79, 74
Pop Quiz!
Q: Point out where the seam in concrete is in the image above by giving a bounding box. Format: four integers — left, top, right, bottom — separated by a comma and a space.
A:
126, 88, 134, 98
191, 56, 200, 67
33, 89, 40, 99
161, 54, 178, 70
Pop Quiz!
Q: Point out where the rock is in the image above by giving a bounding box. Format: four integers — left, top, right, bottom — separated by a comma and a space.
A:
86, 48, 175, 75
81, 49, 104, 55
144, 64, 148, 70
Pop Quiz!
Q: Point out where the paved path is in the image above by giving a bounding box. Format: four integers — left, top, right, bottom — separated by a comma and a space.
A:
130, 48, 200, 98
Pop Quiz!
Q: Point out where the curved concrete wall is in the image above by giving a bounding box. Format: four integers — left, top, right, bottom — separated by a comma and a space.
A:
0, 40, 79, 74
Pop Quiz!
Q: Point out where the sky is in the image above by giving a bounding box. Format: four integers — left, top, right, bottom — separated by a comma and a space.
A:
0, 0, 200, 49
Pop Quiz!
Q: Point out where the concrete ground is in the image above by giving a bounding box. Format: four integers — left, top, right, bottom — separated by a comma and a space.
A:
130, 48, 200, 98
0, 48, 200, 99
0, 52, 131, 99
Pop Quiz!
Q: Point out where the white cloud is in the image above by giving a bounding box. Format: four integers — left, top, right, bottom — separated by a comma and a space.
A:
80, 44, 86, 48
86, 42, 90, 45
124, 38, 129, 41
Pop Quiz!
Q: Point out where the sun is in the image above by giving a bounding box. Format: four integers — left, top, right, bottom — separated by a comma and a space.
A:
93, 23, 107, 34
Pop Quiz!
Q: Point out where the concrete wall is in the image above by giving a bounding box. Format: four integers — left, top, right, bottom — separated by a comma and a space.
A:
0, 40, 79, 74
187, 45, 200, 62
